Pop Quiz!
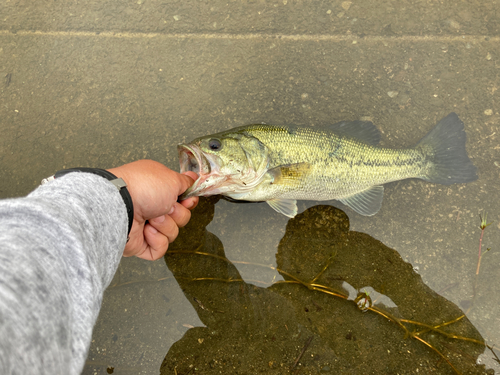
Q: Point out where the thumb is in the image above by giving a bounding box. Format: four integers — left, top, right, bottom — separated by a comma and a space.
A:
176, 171, 197, 193
178, 171, 199, 210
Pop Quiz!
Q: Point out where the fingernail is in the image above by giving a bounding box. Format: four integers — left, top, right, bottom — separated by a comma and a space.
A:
168, 206, 175, 215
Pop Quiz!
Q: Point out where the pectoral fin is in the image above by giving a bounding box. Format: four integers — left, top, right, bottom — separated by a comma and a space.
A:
267, 199, 298, 218
267, 163, 312, 187
339, 185, 384, 216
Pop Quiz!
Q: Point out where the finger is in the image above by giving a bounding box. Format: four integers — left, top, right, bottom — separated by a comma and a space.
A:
175, 172, 198, 195
122, 220, 146, 257
167, 203, 192, 228
182, 171, 199, 181
149, 214, 179, 243
180, 196, 199, 211
139, 224, 169, 260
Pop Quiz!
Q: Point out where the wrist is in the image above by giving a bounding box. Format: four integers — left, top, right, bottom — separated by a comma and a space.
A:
42, 168, 134, 236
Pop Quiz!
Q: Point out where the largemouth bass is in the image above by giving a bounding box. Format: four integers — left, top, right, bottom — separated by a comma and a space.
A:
178, 113, 477, 218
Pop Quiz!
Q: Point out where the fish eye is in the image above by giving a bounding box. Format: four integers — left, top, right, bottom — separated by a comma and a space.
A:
208, 138, 222, 151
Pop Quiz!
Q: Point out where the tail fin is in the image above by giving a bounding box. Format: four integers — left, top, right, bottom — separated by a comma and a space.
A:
417, 112, 477, 185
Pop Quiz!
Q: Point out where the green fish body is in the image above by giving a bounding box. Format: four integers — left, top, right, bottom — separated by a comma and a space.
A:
178, 113, 477, 217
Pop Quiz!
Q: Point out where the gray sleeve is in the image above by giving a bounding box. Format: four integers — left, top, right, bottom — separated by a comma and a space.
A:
0, 172, 128, 375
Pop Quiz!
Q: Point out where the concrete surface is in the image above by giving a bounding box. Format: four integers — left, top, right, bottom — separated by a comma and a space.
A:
1, 0, 499, 374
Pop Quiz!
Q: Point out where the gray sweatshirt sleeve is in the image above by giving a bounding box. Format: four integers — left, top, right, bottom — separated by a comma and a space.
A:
0, 172, 128, 375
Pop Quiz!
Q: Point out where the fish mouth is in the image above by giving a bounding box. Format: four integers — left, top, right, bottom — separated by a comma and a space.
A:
178, 143, 211, 176
178, 143, 222, 199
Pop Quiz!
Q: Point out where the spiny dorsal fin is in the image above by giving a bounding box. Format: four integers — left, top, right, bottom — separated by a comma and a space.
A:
328, 120, 381, 146
339, 185, 384, 216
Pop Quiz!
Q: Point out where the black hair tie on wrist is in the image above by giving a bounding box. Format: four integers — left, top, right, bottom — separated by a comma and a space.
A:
43, 168, 134, 236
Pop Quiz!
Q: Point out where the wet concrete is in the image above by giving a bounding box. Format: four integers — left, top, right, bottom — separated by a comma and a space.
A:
1, 0, 499, 374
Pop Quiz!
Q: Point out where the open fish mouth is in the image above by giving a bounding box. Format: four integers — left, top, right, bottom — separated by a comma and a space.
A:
178, 144, 211, 175
178, 143, 224, 199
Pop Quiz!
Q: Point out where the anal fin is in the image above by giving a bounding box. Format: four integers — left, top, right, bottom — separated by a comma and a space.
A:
339, 185, 384, 216
267, 199, 298, 218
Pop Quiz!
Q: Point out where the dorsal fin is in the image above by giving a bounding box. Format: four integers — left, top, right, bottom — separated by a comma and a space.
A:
327, 120, 381, 146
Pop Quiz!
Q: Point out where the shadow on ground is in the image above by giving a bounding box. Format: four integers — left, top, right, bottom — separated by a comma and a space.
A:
161, 197, 491, 375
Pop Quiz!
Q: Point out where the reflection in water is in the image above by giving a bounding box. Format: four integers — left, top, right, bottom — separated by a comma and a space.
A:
162, 198, 492, 374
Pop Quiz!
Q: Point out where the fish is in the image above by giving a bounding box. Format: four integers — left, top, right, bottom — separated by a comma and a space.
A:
178, 112, 477, 218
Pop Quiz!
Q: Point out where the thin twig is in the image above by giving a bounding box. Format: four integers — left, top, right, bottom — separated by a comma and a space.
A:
290, 336, 314, 371
488, 344, 500, 365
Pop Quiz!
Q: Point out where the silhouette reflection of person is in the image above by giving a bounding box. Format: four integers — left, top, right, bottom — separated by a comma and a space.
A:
162, 198, 491, 375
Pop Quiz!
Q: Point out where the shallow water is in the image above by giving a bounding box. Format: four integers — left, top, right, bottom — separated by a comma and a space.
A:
1, 0, 499, 374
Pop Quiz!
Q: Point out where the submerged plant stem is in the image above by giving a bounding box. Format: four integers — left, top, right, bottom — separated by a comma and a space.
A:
470, 212, 493, 313
475, 226, 486, 276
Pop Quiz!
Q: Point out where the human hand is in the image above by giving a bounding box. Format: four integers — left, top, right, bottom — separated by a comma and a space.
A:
108, 160, 199, 260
